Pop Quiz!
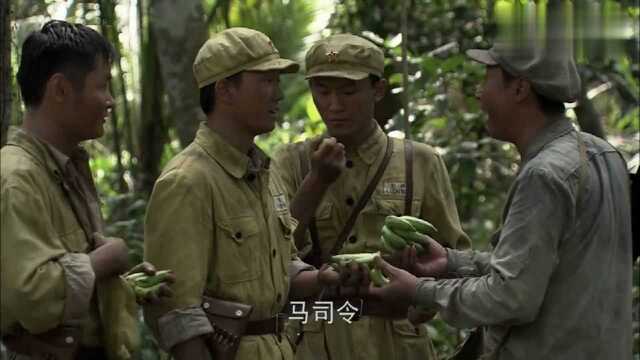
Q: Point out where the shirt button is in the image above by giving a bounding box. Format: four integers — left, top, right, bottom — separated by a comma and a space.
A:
349, 235, 357, 243
277, 293, 282, 302
346, 197, 355, 206
247, 173, 256, 181
65, 336, 75, 344
235, 232, 242, 239
346, 160, 354, 168
272, 249, 277, 258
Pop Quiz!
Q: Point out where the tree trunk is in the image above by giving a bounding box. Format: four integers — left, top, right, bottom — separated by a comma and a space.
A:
137, 0, 168, 195
98, 0, 127, 192
1, 0, 11, 147
149, 0, 207, 147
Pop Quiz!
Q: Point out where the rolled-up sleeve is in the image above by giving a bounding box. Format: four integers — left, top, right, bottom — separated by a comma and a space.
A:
143, 169, 213, 349
58, 253, 96, 323
157, 306, 213, 351
414, 168, 570, 329
445, 249, 492, 277
1, 184, 68, 333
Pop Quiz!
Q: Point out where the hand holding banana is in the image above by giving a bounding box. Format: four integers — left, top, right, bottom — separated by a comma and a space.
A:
329, 252, 390, 287
124, 268, 175, 304
380, 215, 438, 255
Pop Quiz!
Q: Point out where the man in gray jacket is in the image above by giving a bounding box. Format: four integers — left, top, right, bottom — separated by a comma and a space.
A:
368, 41, 633, 359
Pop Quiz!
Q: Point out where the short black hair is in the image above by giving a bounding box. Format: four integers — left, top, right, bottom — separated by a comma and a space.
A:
17, 20, 115, 108
500, 68, 565, 116
199, 72, 243, 115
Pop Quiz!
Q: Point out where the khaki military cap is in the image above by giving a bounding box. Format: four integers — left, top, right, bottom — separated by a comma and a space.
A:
466, 42, 581, 103
305, 34, 384, 80
193, 27, 299, 88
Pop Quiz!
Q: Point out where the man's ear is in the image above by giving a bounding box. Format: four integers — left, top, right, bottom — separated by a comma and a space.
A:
46, 73, 73, 103
373, 78, 387, 102
514, 78, 533, 103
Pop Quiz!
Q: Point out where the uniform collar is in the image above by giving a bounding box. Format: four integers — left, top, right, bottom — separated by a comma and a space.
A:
522, 117, 574, 164
351, 122, 388, 165
6, 128, 89, 182
194, 122, 270, 179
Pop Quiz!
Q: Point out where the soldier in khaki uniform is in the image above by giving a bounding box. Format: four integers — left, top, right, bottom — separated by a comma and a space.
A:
368, 41, 633, 359
272, 34, 471, 360
143, 28, 342, 360
1, 20, 167, 360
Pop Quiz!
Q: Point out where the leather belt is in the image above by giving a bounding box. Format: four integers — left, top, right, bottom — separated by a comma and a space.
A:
245, 315, 286, 335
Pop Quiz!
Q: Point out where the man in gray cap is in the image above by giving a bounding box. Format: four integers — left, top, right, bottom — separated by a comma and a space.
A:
143, 27, 342, 360
367, 42, 633, 359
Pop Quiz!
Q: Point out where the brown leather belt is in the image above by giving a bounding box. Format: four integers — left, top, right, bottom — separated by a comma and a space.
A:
245, 315, 286, 335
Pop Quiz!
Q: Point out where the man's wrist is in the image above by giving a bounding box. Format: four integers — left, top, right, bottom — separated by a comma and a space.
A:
306, 170, 334, 188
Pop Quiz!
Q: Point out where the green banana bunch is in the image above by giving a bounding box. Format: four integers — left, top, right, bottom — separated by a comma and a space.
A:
125, 270, 173, 300
328, 252, 390, 287
379, 215, 438, 255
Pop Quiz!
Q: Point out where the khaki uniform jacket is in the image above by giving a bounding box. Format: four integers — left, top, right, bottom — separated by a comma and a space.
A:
272, 124, 471, 360
273, 124, 471, 259
144, 123, 308, 358
415, 120, 633, 359
1, 129, 104, 346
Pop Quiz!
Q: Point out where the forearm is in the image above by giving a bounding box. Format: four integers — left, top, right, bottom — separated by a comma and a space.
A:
445, 249, 492, 277
289, 269, 322, 299
290, 172, 331, 240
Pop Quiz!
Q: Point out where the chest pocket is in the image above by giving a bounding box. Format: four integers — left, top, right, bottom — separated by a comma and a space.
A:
215, 216, 260, 284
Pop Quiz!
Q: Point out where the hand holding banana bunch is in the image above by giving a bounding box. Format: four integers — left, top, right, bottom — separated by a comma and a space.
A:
380, 215, 438, 255
124, 264, 175, 304
329, 252, 390, 287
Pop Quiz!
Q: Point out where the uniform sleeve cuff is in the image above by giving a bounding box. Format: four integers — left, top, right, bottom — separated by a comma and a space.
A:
157, 306, 213, 351
289, 259, 315, 280
59, 253, 96, 323
446, 249, 476, 276
413, 278, 438, 311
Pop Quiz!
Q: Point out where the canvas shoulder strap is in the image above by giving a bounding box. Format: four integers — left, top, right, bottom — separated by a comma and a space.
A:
404, 139, 414, 215
328, 136, 394, 259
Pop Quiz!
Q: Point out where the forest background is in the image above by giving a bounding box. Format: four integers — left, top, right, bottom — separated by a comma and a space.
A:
1, 0, 639, 358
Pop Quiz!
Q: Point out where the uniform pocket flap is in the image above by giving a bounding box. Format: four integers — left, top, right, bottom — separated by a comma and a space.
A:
217, 216, 259, 243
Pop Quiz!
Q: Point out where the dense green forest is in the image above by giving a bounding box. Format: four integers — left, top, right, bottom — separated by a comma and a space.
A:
2, 0, 638, 358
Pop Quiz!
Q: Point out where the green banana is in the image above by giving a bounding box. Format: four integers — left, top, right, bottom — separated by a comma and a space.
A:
330, 252, 381, 267
126, 270, 173, 289
327, 252, 391, 287
385, 215, 416, 233
393, 228, 430, 247
369, 267, 390, 287
379, 235, 395, 254
381, 225, 408, 250
400, 216, 438, 236
133, 282, 165, 300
